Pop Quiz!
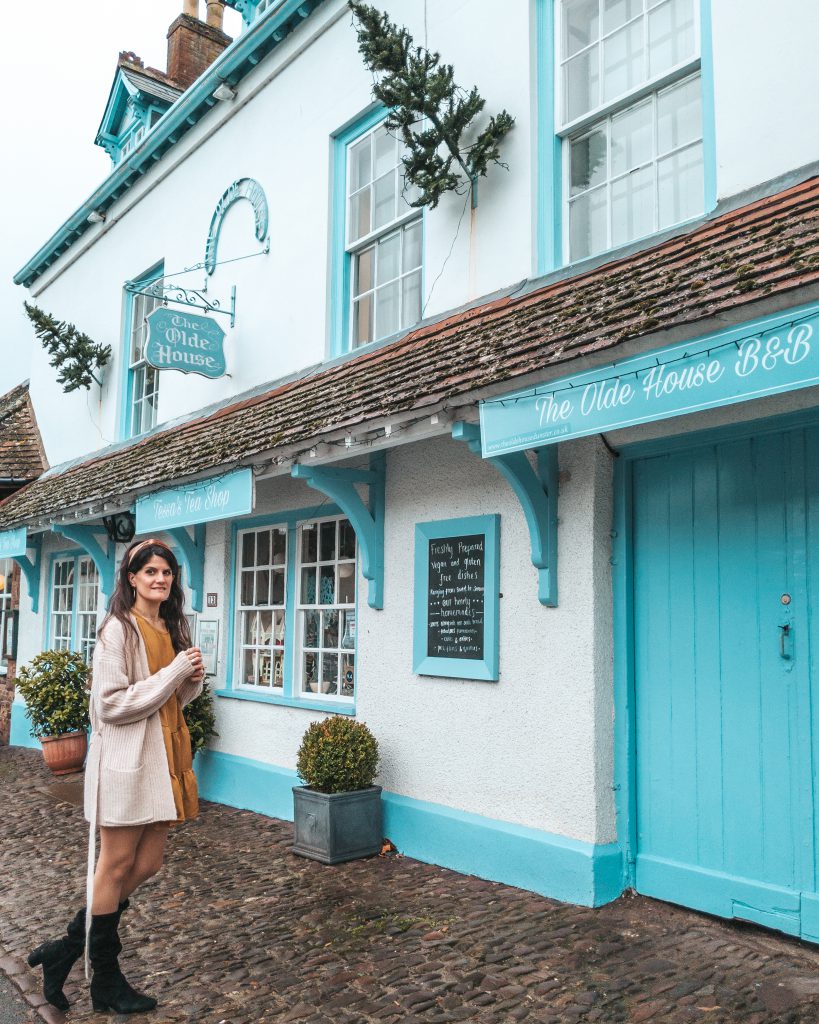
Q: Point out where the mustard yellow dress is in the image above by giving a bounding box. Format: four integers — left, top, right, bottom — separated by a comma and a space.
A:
133, 613, 199, 825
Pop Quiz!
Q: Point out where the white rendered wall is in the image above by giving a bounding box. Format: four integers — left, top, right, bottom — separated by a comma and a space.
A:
27, 0, 534, 469
712, 0, 819, 199
208, 435, 616, 845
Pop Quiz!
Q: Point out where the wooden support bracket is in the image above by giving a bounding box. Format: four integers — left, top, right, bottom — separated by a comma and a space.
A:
12, 534, 42, 614
291, 452, 385, 609
452, 421, 558, 606
50, 525, 116, 599
164, 524, 206, 613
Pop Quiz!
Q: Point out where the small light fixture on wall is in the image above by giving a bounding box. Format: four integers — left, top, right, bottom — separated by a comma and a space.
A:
212, 82, 237, 102
87, 210, 106, 224
103, 512, 136, 544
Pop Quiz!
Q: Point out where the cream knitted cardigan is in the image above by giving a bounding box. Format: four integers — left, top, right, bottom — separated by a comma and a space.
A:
83, 615, 202, 972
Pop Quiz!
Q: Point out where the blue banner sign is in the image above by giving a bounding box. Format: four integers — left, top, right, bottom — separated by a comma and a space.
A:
480, 306, 819, 457
135, 468, 254, 532
145, 308, 227, 379
0, 528, 27, 558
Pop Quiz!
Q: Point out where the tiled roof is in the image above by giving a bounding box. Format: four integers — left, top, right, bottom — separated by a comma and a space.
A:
0, 382, 47, 484
2, 175, 819, 528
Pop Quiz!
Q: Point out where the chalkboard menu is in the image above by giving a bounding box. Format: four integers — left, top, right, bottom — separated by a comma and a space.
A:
413, 515, 500, 681
427, 534, 485, 660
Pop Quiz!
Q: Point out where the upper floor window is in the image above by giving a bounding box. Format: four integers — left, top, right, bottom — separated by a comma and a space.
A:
123, 265, 163, 438
558, 0, 703, 262
346, 122, 423, 349
50, 555, 100, 663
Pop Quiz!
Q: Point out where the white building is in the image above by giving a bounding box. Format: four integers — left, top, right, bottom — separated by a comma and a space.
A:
5, 0, 819, 938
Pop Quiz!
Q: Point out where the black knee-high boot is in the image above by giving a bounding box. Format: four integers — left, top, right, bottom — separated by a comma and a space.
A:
27, 900, 130, 1012
27, 907, 86, 1012
88, 909, 156, 1014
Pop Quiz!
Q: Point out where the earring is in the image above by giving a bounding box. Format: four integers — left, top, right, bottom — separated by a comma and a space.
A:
131, 587, 136, 600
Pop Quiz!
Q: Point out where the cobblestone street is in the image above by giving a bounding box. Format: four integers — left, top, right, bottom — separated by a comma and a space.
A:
3, 747, 819, 1023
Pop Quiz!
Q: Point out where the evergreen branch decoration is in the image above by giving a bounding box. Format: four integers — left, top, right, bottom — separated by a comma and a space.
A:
349, 3, 515, 209
23, 301, 111, 392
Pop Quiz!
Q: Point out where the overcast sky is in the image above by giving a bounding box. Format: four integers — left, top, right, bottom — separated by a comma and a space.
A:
0, 1, 242, 395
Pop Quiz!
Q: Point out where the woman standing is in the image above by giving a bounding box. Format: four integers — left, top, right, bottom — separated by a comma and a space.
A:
28, 538, 205, 1014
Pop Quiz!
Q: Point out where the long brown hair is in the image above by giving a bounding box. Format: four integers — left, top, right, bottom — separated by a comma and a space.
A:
99, 539, 192, 653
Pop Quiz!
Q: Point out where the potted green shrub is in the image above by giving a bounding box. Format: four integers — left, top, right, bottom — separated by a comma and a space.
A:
293, 716, 381, 864
15, 650, 90, 775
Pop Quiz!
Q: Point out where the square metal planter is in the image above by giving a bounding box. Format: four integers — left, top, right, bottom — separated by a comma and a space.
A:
292, 785, 382, 864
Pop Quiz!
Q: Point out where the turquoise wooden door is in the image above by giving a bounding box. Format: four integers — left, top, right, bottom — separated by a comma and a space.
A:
632, 425, 819, 941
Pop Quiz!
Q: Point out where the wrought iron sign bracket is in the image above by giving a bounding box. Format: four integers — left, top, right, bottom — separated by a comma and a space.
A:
291, 452, 385, 610
452, 421, 558, 606
12, 534, 42, 614
126, 281, 237, 328
162, 525, 206, 613
50, 525, 116, 599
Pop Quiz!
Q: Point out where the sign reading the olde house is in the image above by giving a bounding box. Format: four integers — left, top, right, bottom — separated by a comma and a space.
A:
145, 308, 227, 379
413, 515, 500, 681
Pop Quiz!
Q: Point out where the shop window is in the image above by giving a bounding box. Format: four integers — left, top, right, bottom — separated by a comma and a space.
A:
0, 559, 13, 677
49, 555, 100, 662
236, 525, 288, 690
558, 0, 703, 261
122, 263, 163, 439
232, 515, 358, 705
297, 517, 357, 700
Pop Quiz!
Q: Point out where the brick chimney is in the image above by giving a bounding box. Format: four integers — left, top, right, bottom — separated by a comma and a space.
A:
167, 0, 231, 90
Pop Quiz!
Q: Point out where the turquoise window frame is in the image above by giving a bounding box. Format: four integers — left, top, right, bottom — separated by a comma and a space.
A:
538, 0, 717, 274
217, 503, 358, 715
329, 105, 426, 359
44, 549, 101, 657
118, 260, 164, 440
413, 514, 501, 681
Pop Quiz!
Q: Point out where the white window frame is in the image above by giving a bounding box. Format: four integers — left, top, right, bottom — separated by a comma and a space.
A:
345, 120, 423, 349
127, 274, 163, 437
0, 559, 13, 676
296, 515, 357, 704
235, 523, 288, 693
556, 0, 703, 263
49, 555, 100, 662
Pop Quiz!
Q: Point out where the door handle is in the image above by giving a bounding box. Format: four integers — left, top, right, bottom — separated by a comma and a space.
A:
779, 623, 791, 660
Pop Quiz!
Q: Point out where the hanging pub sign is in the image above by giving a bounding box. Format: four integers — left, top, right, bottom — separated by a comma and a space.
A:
136, 468, 254, 533
413, 515, 500, 681
145, 307, 227, 379
0, 528, 27, 558
480, 304, 819, 458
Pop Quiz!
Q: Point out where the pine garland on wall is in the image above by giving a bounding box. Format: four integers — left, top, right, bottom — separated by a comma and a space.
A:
23, 302, 112, 393
348, 2, 515, 209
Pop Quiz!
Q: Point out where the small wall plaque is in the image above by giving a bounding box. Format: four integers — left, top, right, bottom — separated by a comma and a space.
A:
206, 593, 218, 608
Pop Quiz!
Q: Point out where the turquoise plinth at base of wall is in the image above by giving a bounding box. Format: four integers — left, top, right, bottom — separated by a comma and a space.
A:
195, 749, 623, 907
9, 702, 38, 749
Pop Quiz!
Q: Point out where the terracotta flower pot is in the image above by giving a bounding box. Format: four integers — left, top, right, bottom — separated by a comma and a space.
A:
40, 731, 88, 776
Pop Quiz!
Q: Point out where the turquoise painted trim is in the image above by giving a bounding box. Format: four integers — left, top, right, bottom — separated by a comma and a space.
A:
196, 749, 299, 820
196, 748, 623, 905
135, 468, 254, 532
535, 0, 562, 276
291, 453, 385, 609
50, 525, 115, 599
164, 525, 206, 612
329, 105, 388, 358
699, 0, 717, 213
413, 514, 500, 681
15, 0, 329, 289
12, 534, 42, 613
452, 421, 559, 606
9, 701, 38, 749
119, 261, 164, 440
480, 301, 819, 456
214, 688, 355, 715
223, 503, 347, 708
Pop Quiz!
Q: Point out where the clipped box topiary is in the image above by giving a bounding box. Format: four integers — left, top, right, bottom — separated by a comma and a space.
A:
292, 716, 382, 864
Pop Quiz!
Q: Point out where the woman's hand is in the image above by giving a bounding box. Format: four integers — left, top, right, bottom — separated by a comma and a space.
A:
182, 647, 204, 680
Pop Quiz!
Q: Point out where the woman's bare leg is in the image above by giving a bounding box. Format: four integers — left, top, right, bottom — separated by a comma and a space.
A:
93, 826, 145, 914
120, 825, 170, 899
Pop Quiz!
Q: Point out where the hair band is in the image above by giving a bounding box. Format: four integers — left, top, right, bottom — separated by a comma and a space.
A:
127, 538, 172, 567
